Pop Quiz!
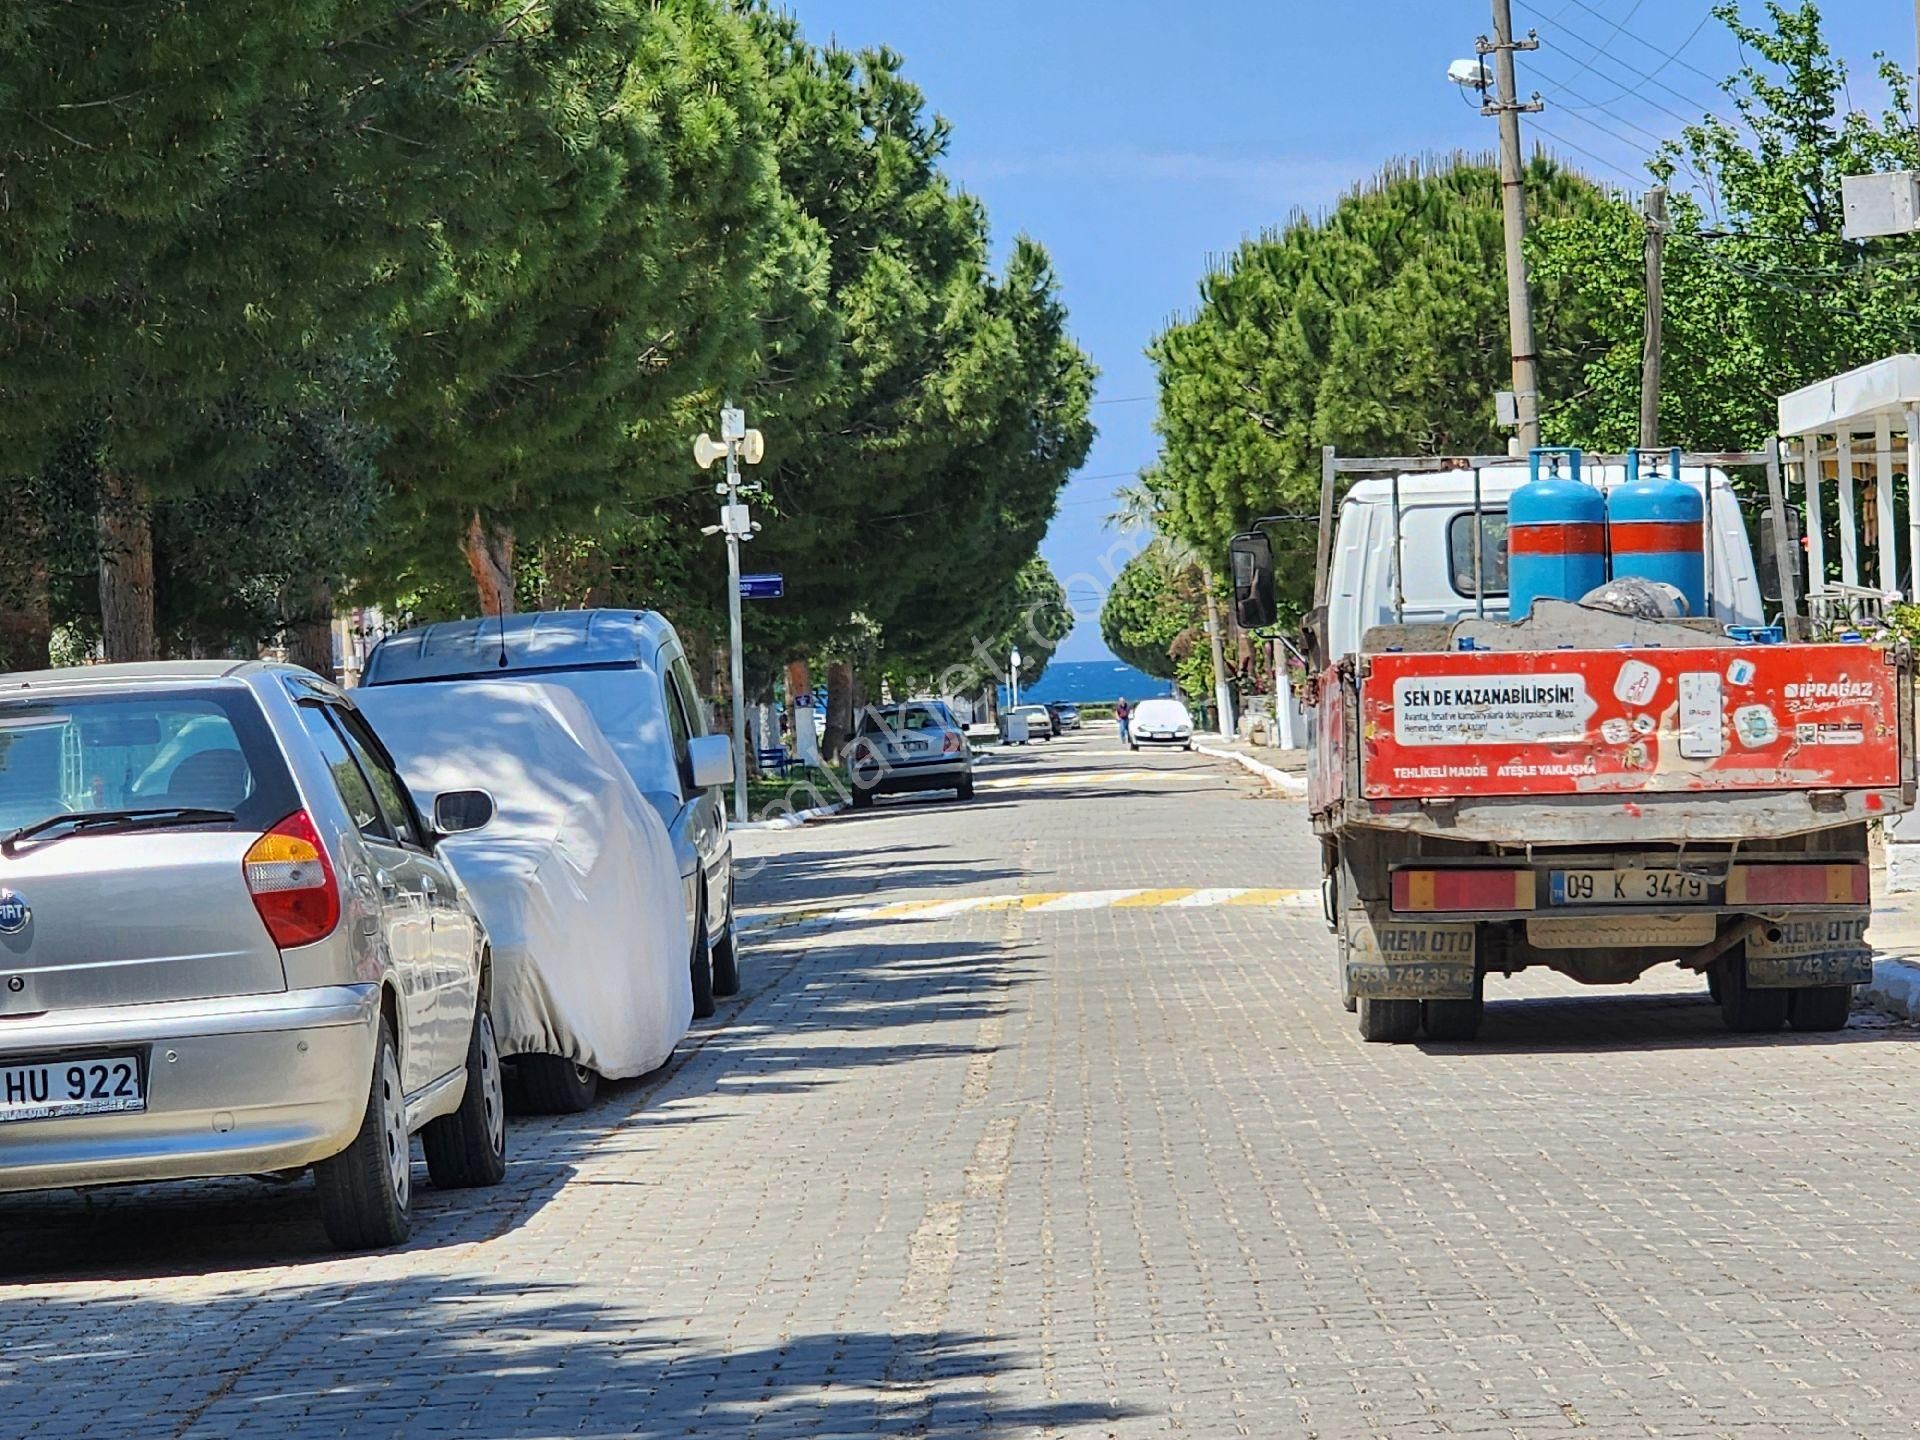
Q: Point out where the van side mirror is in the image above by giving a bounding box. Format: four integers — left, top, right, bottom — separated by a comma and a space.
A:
1229, 531, 1277, 629
433, 789, 495, 836
687, 733, 734, 790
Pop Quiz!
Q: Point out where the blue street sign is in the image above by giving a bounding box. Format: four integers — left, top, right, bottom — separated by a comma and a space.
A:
739, 573, 784, 600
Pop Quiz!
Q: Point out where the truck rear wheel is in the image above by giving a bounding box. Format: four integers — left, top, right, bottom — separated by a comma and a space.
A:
1356, 997, 1421, 1043
1715, 955, 1787, 1033
1422, 995, 1483, 1042
1788, 984, 1853, 1032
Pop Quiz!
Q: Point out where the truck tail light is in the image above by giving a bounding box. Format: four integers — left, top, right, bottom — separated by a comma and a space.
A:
1393, 868, 1534, 913
1726, 863, 1867, 906
244, 810, 341, 949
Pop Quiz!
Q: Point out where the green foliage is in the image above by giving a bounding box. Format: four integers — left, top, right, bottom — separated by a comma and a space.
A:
1148, 155, 1615, 623
971, 559, 1074, 691
1100, 544, 1203, 682
1533, 2, 1920, 457
0, 2, 1087, 673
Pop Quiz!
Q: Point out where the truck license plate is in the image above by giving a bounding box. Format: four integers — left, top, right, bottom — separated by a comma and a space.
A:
1550, 869, 1710, 905
0, 1054, 145, 1123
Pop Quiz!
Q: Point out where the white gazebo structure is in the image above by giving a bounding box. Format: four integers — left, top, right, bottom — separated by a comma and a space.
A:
1778, 354, 1920, 619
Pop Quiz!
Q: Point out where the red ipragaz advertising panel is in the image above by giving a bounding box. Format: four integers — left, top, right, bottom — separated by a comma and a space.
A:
1361, 645, 1901, 800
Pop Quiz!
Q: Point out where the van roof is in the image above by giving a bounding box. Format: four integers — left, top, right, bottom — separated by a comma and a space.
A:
1343, 463, 1735, 505
363, 609, 677, 685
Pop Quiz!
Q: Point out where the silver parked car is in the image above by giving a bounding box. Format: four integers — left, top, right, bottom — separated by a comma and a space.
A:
848, 701, 974, 808
363, 610, 737, 1017
0, 661, 505, 1250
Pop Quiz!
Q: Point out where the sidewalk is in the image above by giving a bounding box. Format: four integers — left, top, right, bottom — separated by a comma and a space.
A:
1869, 877, 1920, 1018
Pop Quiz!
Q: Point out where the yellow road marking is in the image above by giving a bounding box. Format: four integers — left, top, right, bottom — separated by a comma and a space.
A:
1112, 887, 1199, 907
1224, 888, 1298, 906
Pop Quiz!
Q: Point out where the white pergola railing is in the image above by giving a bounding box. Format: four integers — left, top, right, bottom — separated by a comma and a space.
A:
1778, 353, 1920, 618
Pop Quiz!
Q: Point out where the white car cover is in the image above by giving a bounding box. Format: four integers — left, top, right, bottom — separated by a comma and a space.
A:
354, 679, 693, 1079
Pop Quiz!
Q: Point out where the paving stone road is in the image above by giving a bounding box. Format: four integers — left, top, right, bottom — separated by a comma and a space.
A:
7, 724, 1920, 1438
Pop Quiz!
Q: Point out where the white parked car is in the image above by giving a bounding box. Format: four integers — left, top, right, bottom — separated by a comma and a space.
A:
363, 610, 737, 1017
355, 680, 696, 1115
1129, 697, 1195, 750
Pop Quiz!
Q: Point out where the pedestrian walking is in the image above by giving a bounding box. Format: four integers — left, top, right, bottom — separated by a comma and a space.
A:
1115, 696, 1131, 745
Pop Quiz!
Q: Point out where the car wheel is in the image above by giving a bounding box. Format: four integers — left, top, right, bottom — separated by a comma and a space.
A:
956, 777, 974, 800
423, 999, 507, 1189
1715, 954, 1787, 1033
517, 1054, 601, 1114
711, 883, 741, 997
314, 1017, 412, 1250
850, 785, 874, 810
689, 904, 716, 1019
1422, 994, 1484, 1042
1356, 997, 1421, 1043
1788, 984, 1853, 1031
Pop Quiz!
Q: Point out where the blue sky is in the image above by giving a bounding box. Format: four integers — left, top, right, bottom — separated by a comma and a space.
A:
784, 1, 1904, 661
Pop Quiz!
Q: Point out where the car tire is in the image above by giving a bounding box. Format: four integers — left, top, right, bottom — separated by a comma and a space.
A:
1422, 993, 1483, 1042
517, 1053, 601, 1114
689, 906, 716, 1019
956, 777, 974, 800
314, 1017, 412, 1250
423, 1001, 507, 1189
711, 885, 741, 998
851, 785, 874, 810
1356, 997, 1421, 1043
1788, 984, 1853, 1032
1715, 954, 1787, 1033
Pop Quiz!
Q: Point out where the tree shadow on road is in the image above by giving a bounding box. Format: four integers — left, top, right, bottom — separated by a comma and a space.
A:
0, 1280, 1144, 1437
1420, 988, 1920, 1055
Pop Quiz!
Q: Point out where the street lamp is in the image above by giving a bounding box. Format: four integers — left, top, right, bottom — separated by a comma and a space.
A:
694, 403, 765, 824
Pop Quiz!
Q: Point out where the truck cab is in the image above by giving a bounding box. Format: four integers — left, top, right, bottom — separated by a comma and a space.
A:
1325, 465, 1768, 662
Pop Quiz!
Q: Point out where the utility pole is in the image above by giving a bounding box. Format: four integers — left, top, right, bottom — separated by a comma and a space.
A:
1638, 184, 1668, 449
1203, 568, 1233, 739
1479, 1, 1544, 451
694, 404, 765, 825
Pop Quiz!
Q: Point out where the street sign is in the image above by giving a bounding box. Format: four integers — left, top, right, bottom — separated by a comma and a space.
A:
740, 573, 784, 600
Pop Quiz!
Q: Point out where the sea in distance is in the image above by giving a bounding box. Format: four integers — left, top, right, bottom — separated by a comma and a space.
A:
1003, 658, 1175, 707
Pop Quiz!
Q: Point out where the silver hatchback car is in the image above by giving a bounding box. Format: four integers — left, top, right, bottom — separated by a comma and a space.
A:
0, 661, 506, 1250
848, 701, 975, 808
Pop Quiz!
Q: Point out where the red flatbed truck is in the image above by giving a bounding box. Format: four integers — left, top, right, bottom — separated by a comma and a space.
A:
1229, 446, 1914, 1043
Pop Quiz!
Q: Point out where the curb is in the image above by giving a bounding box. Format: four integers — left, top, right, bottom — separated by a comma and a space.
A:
1192, 742, 1309, 798
1863, 954, 1920, 1020
733, 800, 848, 832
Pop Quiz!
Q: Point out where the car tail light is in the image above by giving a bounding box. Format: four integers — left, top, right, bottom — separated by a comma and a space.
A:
1726, 863, 1867, 906
1392, 868, 1535, 913
244, 810, 341, 949
943, 732, 962, 755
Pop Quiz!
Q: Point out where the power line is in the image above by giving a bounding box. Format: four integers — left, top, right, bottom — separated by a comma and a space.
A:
1528, 119, 1652, 189
1556, 0, 1728, 92
1515, 0, 1731, 128
1527, 59, 1719, 205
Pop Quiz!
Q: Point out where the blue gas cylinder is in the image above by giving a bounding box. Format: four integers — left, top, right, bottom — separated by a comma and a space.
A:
1608, 447, 1704, 617
1508, 447, 1605, 619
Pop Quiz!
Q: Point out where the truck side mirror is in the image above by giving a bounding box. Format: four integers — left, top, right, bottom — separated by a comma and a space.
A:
1759, 506, 1802, 605
1229, 531, 1277, 629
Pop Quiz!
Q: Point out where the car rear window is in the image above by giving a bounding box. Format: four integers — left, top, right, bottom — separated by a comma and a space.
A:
0, 688, 297, 833
862, 706, 944, 734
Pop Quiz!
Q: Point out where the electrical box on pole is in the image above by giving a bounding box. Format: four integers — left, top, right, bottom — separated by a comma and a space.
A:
1842, 171, 1920, 240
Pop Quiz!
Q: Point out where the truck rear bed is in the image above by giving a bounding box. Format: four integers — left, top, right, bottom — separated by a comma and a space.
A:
1311, 641, 1913, 843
